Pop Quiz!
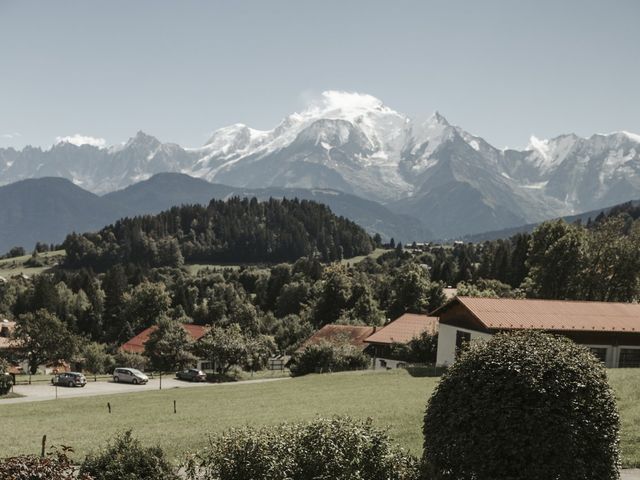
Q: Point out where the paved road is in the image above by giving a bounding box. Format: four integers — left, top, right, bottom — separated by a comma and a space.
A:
623, 470, 640, 479
0, 376, 290, 405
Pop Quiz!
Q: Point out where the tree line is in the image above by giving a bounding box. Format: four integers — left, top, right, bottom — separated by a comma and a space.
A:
62, 197, 375, 270
0, 250, 446, 374
3, 202, 640, 376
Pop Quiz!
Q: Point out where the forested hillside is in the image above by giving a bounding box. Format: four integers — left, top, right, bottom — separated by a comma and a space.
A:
63, 197, 374, 270
415, 210, 640, 302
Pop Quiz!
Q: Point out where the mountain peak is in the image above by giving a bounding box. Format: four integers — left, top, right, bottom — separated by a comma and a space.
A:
124, 131, 161, 149
429, 111, 450, 126
296, 91, 401, 123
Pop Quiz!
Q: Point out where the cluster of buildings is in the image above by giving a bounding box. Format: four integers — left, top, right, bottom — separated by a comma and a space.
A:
293, 296, 640, 369
4, 296, 640, 375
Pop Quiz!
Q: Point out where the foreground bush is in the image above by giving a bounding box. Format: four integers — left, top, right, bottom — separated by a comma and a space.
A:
423, 331, 620, 480
0, 447, 92, 480
80, 430, 178, 480
289, 340, 370, 376
184, 416, 420, 480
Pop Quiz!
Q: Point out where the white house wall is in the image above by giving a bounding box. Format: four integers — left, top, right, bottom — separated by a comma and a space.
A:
436, 324, 640, 368
436, 323, 493, 367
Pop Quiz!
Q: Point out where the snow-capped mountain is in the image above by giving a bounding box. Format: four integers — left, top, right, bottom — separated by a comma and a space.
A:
1, 91, 639, 238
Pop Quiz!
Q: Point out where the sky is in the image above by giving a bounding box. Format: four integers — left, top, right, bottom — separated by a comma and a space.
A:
1, 0, 639, 150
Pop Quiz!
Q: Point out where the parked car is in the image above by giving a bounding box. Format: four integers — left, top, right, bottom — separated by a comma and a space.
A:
176, 368, 206, 382
112, 367, 149, 385
51, 372, 86, 387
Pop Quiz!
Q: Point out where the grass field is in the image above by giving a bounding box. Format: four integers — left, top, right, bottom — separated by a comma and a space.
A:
0, 248, 387, 279
340, 247, 390, 265
1, 368, 639, 467
183, 248, 391, 275
0, 250, 65, 278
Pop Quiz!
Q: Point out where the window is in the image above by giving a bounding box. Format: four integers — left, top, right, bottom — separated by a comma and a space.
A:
589, 347, 607, 364
455, 330, 471, 357
619, 348, 640, 368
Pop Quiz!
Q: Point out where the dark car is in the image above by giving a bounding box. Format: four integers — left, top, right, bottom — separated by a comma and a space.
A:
176, 368, 206, 382
51, 372, 87, 387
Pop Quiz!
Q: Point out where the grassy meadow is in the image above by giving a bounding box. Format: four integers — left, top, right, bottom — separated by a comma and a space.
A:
0, 250, 66, 279
0, 370, 434, 462
0, 247, 390, 280
1, 368, 640, 467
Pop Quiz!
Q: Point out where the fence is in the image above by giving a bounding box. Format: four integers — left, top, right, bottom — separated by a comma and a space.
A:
11, 373, 114, 385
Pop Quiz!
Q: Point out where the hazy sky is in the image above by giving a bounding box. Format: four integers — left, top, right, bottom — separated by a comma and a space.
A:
1, 0, 638, 150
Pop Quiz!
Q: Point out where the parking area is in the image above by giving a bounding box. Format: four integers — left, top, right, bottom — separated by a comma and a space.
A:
1, 376, 289, 404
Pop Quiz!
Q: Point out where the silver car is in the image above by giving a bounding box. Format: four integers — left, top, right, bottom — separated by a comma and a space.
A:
113, 367, 149, 385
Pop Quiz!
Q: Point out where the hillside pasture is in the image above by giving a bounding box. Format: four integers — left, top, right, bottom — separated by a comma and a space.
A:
0, 250, 65, 279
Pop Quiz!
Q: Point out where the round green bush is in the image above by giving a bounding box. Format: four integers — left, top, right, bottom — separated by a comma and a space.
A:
79, 430, 178, 480
423, 331, 620, 480
184, 416, 420, 480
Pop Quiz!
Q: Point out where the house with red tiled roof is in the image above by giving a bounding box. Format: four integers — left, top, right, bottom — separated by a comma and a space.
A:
121, 323, 211, 370
364, 313, 439, 369
432, 296, 640, 368
296, 324, 376, 354
121, 323, 209, 354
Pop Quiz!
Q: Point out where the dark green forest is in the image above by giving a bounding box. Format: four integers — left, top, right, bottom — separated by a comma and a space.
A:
62, 197, 375, 270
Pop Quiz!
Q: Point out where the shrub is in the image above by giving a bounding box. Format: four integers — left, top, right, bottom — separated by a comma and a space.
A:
184, 417, 420, 480
79, 430, 178, 480
423, 330, 620, 480
82, 342, 115, 375
113, 351, 148, 372
0, 446, 93, 480
289, 340, 370, 376
0, 373, 11, 396
389, 332, 438, 363
0, 358, 12, 395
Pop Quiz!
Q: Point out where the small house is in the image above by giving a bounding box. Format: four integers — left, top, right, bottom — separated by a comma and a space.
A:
120, 323, 211, 371
267, 354, 291, 371
364, 313, 438, 369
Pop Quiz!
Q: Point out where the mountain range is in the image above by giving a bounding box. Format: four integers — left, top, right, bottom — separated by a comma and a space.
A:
2, 91, 640, 240
0, 174, 429, 253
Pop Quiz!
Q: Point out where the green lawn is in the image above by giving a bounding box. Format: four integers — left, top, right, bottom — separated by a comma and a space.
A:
0, 370, 433, 462
607, 369, 640, 467
1, 368, 639, 467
